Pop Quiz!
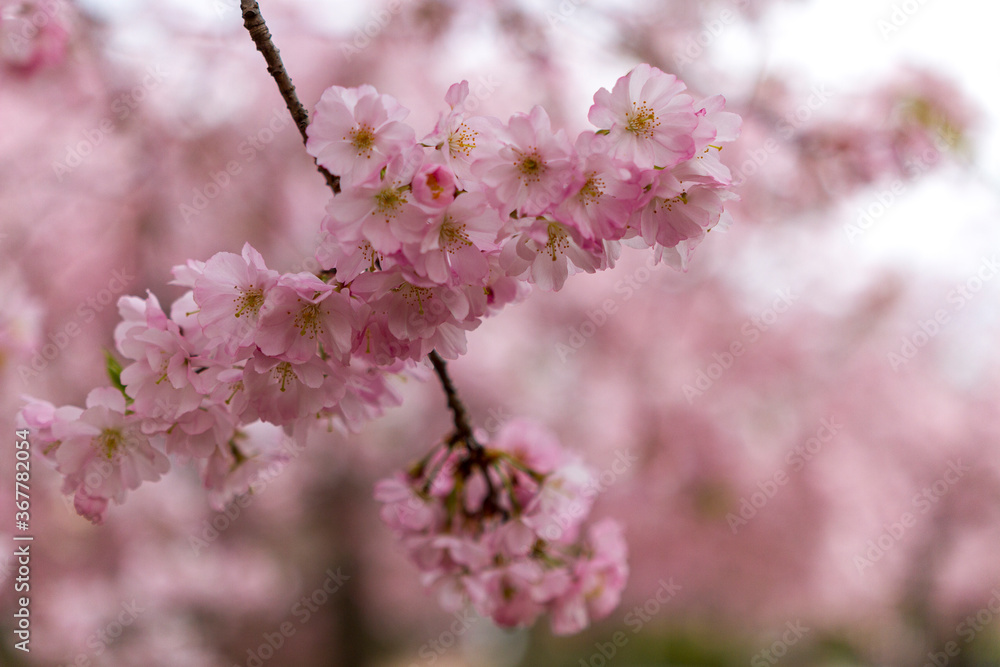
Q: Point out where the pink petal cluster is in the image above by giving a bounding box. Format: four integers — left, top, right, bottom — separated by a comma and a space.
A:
305, 65, 739, 299
15, 66, 734, 604
374, 419, 629, 635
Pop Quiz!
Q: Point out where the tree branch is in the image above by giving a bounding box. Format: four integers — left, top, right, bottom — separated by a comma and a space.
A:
239, 0, 340, 194
428, 351, 479, 449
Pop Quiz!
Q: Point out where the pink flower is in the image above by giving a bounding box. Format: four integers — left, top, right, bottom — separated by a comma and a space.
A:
631, 169, 735, 253
162, 404, 235, 462
17, 397, 81, 462
411, 159, 458, 209
349, 269, 475, 360
403, 191, 501, 286
549, 520, 629, 635
201, 421, 295, 511
116, 292, 204, 422
315, 237, 383, 283
240, 351, 346, 426
193, 243, 280, 356
588, 63, 698, 170
500, 218, 605, 291
552, 132, 643, 245
323, 147, 430, 255
374, 418, 629, 634
306, 84, 416, 184
255, 272, 357, 364
375, 474, 441, 532
473, 105, 576, 217
423, 81, 501, 185
48, 388, 170, 524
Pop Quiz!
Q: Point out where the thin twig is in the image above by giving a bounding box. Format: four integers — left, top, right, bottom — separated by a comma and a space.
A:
429, 351, 479, 449
239, 0, 340, 194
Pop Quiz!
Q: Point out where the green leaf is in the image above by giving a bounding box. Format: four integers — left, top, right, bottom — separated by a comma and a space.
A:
104, 350, 128, 398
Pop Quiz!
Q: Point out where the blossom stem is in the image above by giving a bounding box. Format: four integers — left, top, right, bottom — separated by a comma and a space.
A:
238, 0, 340, 194
428, 351, 480, 451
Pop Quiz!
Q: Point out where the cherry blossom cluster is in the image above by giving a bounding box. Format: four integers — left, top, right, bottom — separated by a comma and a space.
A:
308, 62, 740, 304
375, 419, 628, 634
16, 64, 737, 629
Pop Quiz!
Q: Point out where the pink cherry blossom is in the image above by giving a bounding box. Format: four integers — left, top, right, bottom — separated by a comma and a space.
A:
374, 418, 628, 633
589, 63, 699, 170
255, 272, 356, 364
116, 292, 204, 422
473, 105, 576, 217
48, 387, 170, 524
411, 158, 458, 209
192, 243, 280, 356
306, 84, 417, 184
323, 147, 430, 255
551, 131, 643, 245
423, 80, 502, 185
500, 218, 605, 291
403, 191, 501, 286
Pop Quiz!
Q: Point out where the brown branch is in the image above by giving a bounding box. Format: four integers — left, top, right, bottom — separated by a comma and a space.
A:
428, 351, 479, 449
239, 0, 340, 194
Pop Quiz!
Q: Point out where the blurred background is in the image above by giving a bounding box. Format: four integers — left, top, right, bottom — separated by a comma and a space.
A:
2, 0, 1000, 664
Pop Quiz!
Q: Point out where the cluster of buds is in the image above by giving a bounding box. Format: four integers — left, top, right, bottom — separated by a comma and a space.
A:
375, 419, 628, 635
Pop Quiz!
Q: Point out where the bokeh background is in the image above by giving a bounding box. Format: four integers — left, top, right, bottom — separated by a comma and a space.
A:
2, 0, 1000, 665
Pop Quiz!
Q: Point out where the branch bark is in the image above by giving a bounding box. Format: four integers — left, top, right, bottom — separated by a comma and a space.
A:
239, 0, 340, 194
428, 351, 479, 449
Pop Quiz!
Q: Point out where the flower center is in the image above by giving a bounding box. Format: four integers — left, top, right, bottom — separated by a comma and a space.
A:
439, 217, 472, 254
94, 428, 125, 461
545, 223, 570, 261
516, 148, 546, 184
294, 301, 325, 340
447, 122, 477, 158
654, 191, 688, 214
578, 171, 604, 206
359, 241, 382, 272
272, 362, 297, 392
348, 123, 376, 156
626, 101, 659, 138
373, 186, 406, 218
392, 283, 432, 315
234, 285, 265, 319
